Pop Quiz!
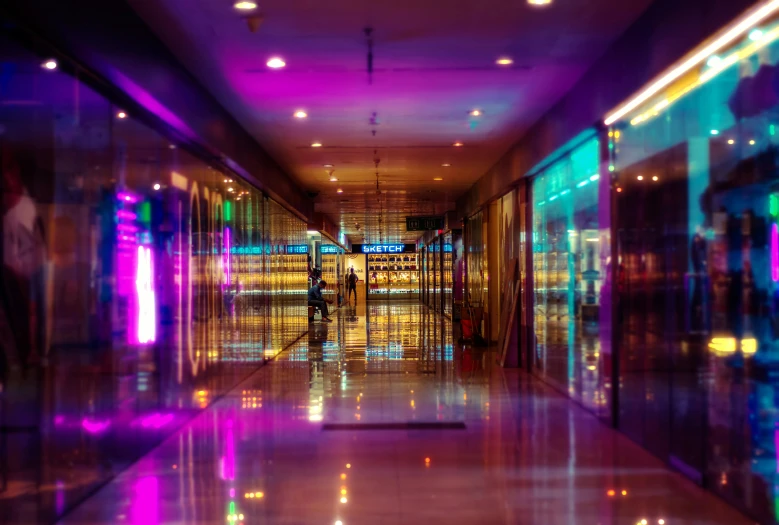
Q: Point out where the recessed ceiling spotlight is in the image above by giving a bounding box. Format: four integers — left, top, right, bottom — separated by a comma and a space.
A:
330, 177, 338, 182
453, 142, 463, 147
311, 142, 322, 148
42, 59, 57, 70
323, 164, 334, 168
442, 163, 451, 167
470, 109, 482, 117
496, 57, 513, 66
228, 187, 235, 192
267, 57, 286, 69
527, 0, 552, 5
337, 188, 343, 193
117, 111, 127, 119
294, 110, 308, 119
153, 183, 161, 191
233, 1, 257, 10
433, 177, 443, 181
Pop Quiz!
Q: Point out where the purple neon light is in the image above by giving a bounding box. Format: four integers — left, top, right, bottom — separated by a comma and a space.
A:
140, 412, 173, 429
55, 480, 65, 516
117, 209, 138, 221
131, 476, 159, 524
117, 191, 139, 204
81, 417, 111, 434
225, 419, 235, 481
773, 223, 779, 282
224, 227, 231, 287
136, 246, 157, 344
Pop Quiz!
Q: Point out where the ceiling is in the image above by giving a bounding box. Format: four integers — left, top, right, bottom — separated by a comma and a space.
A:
127, 0, 654, 244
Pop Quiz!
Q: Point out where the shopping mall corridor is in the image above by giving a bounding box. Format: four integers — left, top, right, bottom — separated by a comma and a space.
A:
58, 302, 751, 525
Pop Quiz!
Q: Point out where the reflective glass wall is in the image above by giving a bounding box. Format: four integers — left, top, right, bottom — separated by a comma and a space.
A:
0, 30, 307, 523
531, 138, 609, 418
465, 211, 485, 308
611, 14, 779, 522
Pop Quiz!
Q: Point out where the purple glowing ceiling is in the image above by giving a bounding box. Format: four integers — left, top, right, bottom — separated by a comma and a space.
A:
128, 0, 653, 243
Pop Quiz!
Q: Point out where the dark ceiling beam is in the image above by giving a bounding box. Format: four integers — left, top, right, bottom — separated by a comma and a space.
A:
0, 0, 313, 222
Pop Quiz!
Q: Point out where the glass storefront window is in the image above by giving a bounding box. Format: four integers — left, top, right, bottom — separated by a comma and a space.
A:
0, 29, 307, 523
611, 14, 779, 522
532, 137, 608, 417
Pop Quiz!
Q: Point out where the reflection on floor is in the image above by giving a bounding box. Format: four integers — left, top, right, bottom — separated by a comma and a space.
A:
59, 301, 751, 524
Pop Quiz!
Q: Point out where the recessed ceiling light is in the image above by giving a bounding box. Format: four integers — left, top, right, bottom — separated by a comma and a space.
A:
442, 163, 451, 167
267, 57, 286, 69
527, 0, 552, 5
337, 188, 343, 193
294, 110, 308, 119
153, 183, 161, 191
311, 142, 322, 148
233, 1, 257, 10
42, 59, 57, 70
728, 139, 735, 145
330, 177, 338, 182
470, 109, 482, 117
710, 129, 719, 135
228, 187, 235, 192
433, 177, 443, 181
652, 176, 659, 181
453, 142, 463, 147
637, 175, 644, 181
496, 57, 513, 66
750, 139, 756, 145
117, 111, 127, 119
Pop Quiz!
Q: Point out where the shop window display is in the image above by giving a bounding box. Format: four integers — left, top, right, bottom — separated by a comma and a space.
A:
532, 137, 608, 417
610, 15, 779, 522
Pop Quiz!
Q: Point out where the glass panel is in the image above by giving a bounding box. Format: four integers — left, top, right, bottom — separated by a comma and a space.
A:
532, 138, 608, 417
612, 17, 779, 521
0, 30, 306, 523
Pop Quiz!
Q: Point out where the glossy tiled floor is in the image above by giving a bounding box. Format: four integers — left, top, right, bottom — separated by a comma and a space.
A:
59, 302, 755, 525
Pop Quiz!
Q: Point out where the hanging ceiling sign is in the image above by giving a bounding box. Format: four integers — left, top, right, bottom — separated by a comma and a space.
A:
352, 244, 416, 254
285, 244, 309, 255
406, 216, 444, 231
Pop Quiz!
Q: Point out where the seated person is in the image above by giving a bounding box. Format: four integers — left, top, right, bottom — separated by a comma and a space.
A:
308, 279, 334, 322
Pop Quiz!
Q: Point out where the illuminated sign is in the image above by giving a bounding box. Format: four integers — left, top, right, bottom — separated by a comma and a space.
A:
321, 245, 340, 254
285, 245, 309, 255
135, 246, 156, 344
354, 244, 415, 254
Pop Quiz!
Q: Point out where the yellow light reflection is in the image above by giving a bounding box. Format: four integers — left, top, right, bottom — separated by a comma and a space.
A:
708, 337, 736, 355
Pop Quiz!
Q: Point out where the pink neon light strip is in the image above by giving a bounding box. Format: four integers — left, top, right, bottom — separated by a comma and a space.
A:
772, 224, 779, 282
224, 227, 231, 287
136, 246, 157, 344
117, 210, 138, 221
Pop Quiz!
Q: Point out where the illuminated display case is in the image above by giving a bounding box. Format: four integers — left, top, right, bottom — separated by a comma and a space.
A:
366, 253, 420, 298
